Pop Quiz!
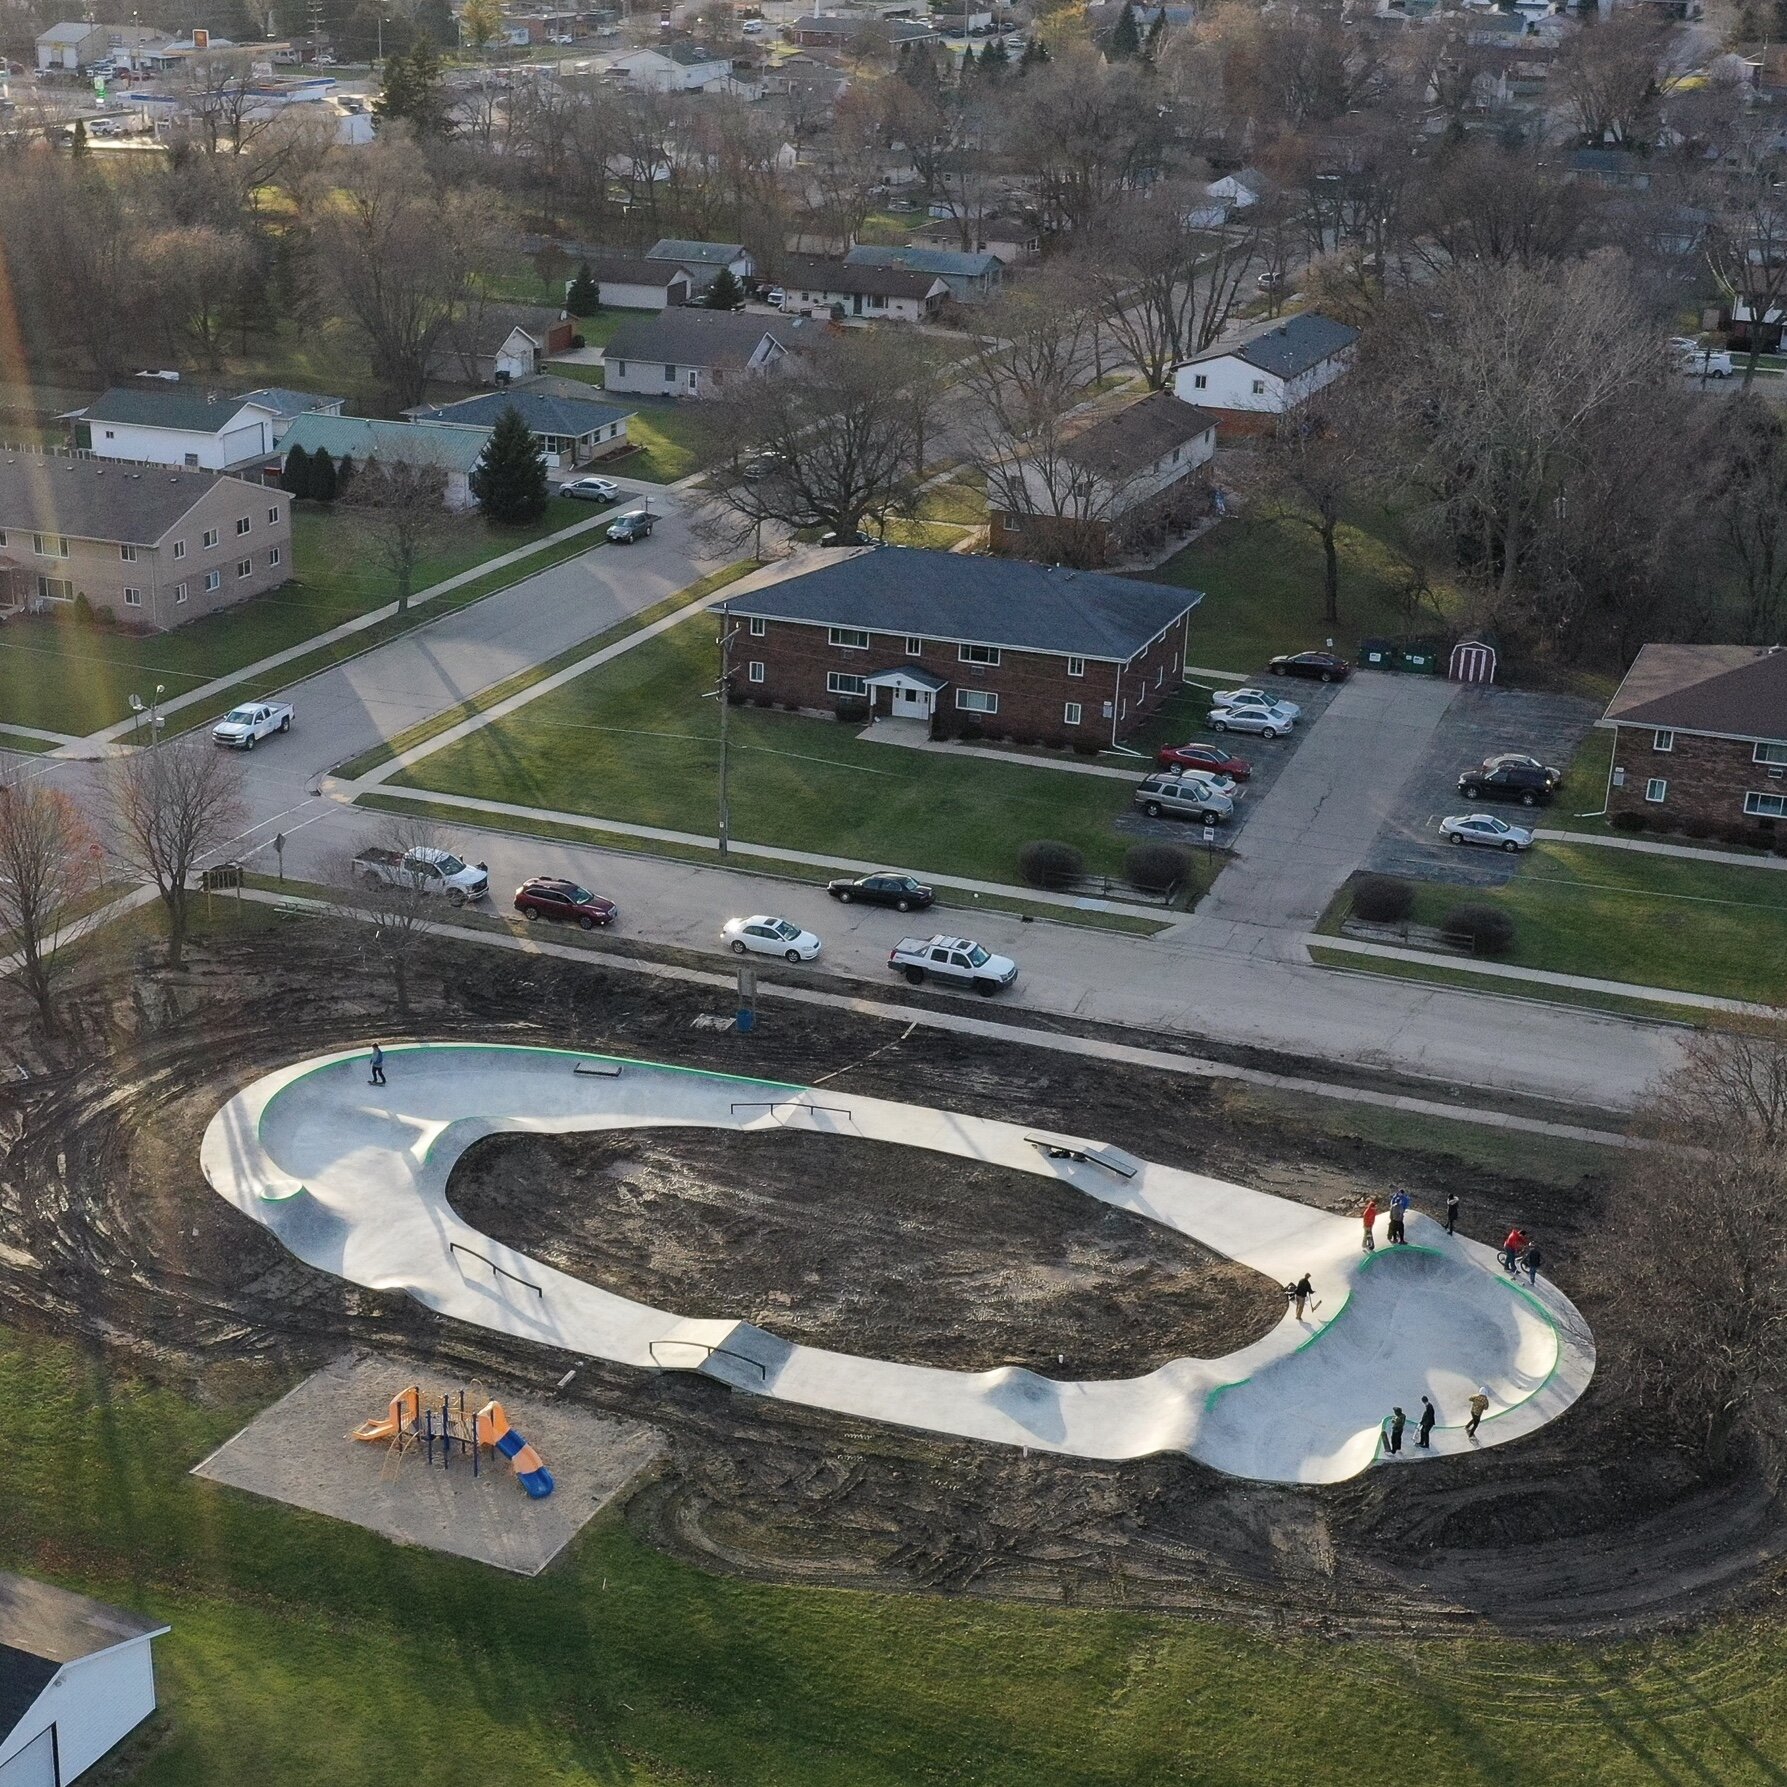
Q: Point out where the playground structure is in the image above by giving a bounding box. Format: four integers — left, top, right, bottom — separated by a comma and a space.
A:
351, 1382, 554, 1498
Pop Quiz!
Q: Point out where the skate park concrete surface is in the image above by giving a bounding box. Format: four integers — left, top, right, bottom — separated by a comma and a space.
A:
199, 1045, 1596, 1485
191, 1350, 667, 1575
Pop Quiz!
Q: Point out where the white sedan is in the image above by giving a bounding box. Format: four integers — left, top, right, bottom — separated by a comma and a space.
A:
1208, 703, 1297, 738
1213, 685, 1303, 720
722, 914, 822, 962
1440, 813, 1533, 853
562, 476, 621, 503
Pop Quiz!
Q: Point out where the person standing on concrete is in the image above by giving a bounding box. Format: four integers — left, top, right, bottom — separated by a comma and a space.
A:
369, 1043, 386, 1087
1385, 1407, 1406, 1455
1417, 1396, 1436, 1449
1520, 1241, 1542, 1288
1289, 1273, 1314, 1321
1501, 1227, 1528, 1274
1444, 1193, 1460, 1236
1387, 1189, 1409, 1246
1466, 1389, 1491, 1438
1361, 1198, 1378, 1253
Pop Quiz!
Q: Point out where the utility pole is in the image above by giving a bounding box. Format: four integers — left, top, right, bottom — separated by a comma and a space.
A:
715, 601, 739, 857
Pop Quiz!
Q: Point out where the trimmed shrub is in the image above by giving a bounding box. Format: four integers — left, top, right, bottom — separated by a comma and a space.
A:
1774, 835, 1787, 858
1682, 816, 1715, 841
1019, 839, 1085, 890
1125, 842, 1191, 894
1441, 903, 1515, 957
959, 721, 985, 742
1610, 810, 1649, 834
1720, 822, 1761, 849
834, 696, 869, 724
72, 592, 96, 627
1351, 874, 1416, 924
1072, 740, 1100, 757
571, 333, 586, 350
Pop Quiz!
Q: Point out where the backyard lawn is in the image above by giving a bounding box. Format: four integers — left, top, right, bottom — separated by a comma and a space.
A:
0, 498, 600, 737
396, 612, 1146, 884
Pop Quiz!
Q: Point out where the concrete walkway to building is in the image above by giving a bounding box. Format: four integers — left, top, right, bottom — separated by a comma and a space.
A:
204, 1043, 1594, 1483
1534, 829, 1787, 872
854, 717, 1146, 782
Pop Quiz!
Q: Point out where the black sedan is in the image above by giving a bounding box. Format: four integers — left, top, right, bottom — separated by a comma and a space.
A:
1268, 650, 1351, 683
826, 872, 934, 912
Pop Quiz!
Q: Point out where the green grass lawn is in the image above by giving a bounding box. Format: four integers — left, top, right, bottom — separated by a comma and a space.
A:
616, 400, 716, 483
1151, 514, 1454, 675
15, 1321, 1787, 1785
1330, 841, 1787, 1004
397, 612, 1151, 884
0, 499, 596, 737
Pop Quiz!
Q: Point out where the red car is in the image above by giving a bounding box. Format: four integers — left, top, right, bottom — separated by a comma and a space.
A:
1156, 741, 1253, 779
513, 877, 617, 929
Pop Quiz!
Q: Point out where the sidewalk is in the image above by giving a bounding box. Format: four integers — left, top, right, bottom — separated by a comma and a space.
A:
1535, 828, 1787, 872
854, 718, 1145, 782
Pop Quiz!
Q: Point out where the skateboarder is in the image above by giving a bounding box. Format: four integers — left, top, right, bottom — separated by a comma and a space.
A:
1361, 1198, 1378, 1253
1288, 1273, 1314, 1321
1387, 1188, 1409, 1246
1385, 1407, 1406, 1455
1466, 1389, 1491, 1438
369, 1043, 386, 1087
1417, 1395, 1436, 1449
1444, 1193, 1459, 1236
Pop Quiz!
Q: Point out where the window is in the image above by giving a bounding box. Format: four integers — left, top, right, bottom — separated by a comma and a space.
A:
905, 636, 922, 657
1755, 742, 1787, 766
1066, 656, 1085, 679
959, 643, 1001, 666
1745, 791, 1787, 818
0, 531, 6, 547
1645, 778, 1668, 803
663, 363, 677, 381
235, 558, 251, 578
183, 452, 199, 468
1652, 729, 1674, 752
174, 582, 188, 603
172, 540, 186, 560
748, 660, 765, 683
203, 569, 221, 592
1250, 378, 1266, 395
123, 586, 142, 607
1063, 701, 1082, 727
1192, 373, 1208, 390
268, 505, 281, 525
828, 626, 870, 650
104, 429, 115, 439
827, 672, 867, 696
236, 516, 251, 536
613, 360, 627, 376
748, 616, 766, 637
119, 543, 137, 562
202, 528, 219, 548
32, 534, 68, 558
36, 576, 72, 602
956, 688, 998, 714
268, 546, 282, 567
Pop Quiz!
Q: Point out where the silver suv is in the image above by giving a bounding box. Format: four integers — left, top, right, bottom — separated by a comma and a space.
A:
1134, 773, 1236, 824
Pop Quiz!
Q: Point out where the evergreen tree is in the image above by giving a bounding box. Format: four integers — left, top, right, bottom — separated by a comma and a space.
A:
281, 443, 312, 499
311, 449, 339, 503
1018, 33, 1049, 68
959, 42, 978, 79
1108, 1, 1142, 58
335, 453, 355, 493
704, 266, 744, 310
69, 119, 88, 156
1141, 7, 1165, 59
566, 260, 601, 316
978, 33, 1010, 77
469, 406, 549, 524
374, 50, 415, 131
378, 39, 451, 136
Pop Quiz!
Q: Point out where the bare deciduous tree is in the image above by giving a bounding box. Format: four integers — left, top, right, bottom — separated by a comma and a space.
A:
331, 815, 465, 1019
1711, 398, 1787, 641
0, 773, 104, 1032
340, 460, 461, 614
103, 744, 246, 970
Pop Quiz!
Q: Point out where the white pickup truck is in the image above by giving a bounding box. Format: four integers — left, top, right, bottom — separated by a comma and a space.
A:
212, 700, 293, 750
888, 934, 1019, 996
352, 845, 489, 905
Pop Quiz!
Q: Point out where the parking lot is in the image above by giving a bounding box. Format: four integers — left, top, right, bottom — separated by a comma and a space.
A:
1360, 685, 1604, 889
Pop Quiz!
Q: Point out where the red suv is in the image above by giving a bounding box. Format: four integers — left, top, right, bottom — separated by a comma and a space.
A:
514, 877, 617, 929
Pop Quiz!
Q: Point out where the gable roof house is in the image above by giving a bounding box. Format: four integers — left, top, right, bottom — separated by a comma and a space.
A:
603, 309, 798, 399
575, 251, 696, 311
727, 549, 1201, 744
235, 387, 345, 443
844, 242, 1003, 302
908, 211, 1043, 265
645, 238, 758, 290
430, 303, 576, 388
0, 456, 292, 631
612, 42, 733, 90
776, 256, 949, 321
406, 380, 635, 466
991, 391, 1219, 568
67, 386, 284, 472
1172, 313, 1359, 437
0, 1571, 170, 1785
1599, 644, 1787, 836
275, 414, 491, 510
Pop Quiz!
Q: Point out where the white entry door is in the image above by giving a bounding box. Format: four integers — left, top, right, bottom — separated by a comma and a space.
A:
890, 688, 931, 720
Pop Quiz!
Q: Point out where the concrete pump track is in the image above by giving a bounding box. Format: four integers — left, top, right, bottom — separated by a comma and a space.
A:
202, 1043, 1596, 1486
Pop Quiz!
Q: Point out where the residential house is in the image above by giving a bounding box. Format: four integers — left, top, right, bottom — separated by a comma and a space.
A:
908, 212, 1042, 264
431, 303, 576, 388
1564, 146, 1651, 190
0, 456, 292, 631
406, 379, 634, 467
571, 251, 695, 311
645, 238, 759, 291
0, 1571, 170, 1785
235, 387, 344, 444
724, 548, 1201, 745
777, 256, 949, 321
991, 391, 1218, 567
67, 386, 283, 472
275, 414, 491, 510
1172, 313, 1359, 438
611, 42, 732, 90
935, 7, 996, 32
786, 13, 941, 49
604, 308, 797, 398
1599, 645, 1787, 836
844, 243, 1002, 302
1184, 166, 1267, 228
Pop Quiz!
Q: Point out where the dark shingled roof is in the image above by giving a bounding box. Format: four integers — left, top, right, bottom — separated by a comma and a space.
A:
74, 385, 277, 433
1191, 313, 1358, 380
727, 549, 1202, 662
779, 256, 947, 300
1059, 391, 1217, 479
0, 457, 257, 545
582, 251, 692, 287
0, 1570, 166, 1741
647, 238, 746, 267
606, 308, 794, 369
1602, 644, 1787, 743
411, 387, 633, 435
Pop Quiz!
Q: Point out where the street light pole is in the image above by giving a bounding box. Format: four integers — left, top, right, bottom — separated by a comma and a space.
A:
716, 602, 738, 857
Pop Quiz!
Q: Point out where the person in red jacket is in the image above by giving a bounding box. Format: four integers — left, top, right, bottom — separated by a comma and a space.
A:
1501, 1227, 1528, 1274
1361, 1198, 1379, 1253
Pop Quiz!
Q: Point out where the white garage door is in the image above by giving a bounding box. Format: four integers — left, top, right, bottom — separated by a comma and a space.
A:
0, 1727, 56, 1787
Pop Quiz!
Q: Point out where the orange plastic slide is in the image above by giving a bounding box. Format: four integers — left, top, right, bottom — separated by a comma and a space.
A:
351, 1383, 420, 1443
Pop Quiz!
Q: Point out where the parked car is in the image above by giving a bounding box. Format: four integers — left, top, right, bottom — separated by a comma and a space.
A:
1440, 813, 1533, 852
1457, 761, 1553, 806
211, 699, 293, 749
606, 509, 655, 542
1256, 268, 1286, 291
513, 876, 617, 928
742, 17, 764, 30
740, 449, 785, 478
1268, 650, 1350, 684
723, 914, 821, 961
353, 845, 489, 904
1156, 740, 1252, 779
827, 872, 934, 911
562, 475, 620, 503
1679, 347, 1733, 378
1213, 685, 1303, 720
1208, 703, 1296, 738
763, 286, 785, 307
1480, 752, 1562, 790
1134, 773, 1235, 823
819, 528, 875, 547
887, 934, 1017, 995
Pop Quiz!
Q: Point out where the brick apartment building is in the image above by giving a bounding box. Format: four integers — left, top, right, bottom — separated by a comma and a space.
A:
1600, 644, 1787, 833
722, 549, 1202, 746
0, 456, 292, 631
